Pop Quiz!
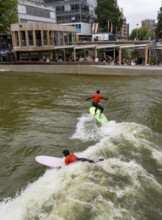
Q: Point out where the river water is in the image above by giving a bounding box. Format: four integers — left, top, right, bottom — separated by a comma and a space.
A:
0, 72, 162, 220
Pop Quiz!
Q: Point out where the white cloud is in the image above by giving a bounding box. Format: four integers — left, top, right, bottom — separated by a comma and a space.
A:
118, 0, 161, 32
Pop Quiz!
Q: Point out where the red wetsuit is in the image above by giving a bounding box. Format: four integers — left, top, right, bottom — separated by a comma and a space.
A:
91, 94, 105, 103
65, 154, 78, 165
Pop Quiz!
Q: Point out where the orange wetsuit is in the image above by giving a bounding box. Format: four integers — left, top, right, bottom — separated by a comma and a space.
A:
65, 154, 78, 165
91, 94, 105, 103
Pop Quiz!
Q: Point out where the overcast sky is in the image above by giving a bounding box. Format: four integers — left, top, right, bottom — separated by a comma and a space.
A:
118, 0, 161, 32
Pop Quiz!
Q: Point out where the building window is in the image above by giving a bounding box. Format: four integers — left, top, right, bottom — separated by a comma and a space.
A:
28, 31, 34, 46
64, 32, 68, 45
54, 31, 59, 45
43, 31, 48, 45
20, 19, 27, 23
81, 14, 89, 23
59, 32, 63, 45
56, 6, 64, 12
20, 31, 26, 47
81, 4, 89, 12
35, 30, 42, 47
69, 32, 72, 45
26, 5, 51, 18
65, 4, 70, 11
49, 31, 54, 45
72, 4, 80, 11
72, 33, 76, 45
75, 24, 81, 33
75, 15, 80, 22
15, 31, 19, 46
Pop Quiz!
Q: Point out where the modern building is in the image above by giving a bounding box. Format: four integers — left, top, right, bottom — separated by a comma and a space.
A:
18, 0, 56, 24
87, 0, 97, 25
0, 0, 57, 62
141, 19, 156, 37
11, 22, 76, 61
31, 0, 44, 2
43, 0, 93, 41
116, 9, 129, 40
6, 0, 78, 62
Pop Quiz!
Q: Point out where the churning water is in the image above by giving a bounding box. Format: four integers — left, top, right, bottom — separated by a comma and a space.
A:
0, 72, 162, 220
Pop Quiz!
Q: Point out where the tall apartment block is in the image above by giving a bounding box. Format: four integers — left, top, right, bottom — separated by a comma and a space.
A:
116, 9, 129, 40
141, 19, 156, 37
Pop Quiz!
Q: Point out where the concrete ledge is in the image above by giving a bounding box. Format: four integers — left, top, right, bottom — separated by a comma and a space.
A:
0, 64, 162, 76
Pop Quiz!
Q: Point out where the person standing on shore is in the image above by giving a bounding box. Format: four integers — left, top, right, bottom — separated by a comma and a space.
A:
84, 90, 109, 115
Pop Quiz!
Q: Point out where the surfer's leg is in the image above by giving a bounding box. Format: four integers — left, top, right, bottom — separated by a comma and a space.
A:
100, 106, 104, 113
77, 158, 95, 163
92, 102, 98, 114
97, 104, 104, 114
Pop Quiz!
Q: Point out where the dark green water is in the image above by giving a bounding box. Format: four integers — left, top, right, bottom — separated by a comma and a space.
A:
0, 72, 162, 220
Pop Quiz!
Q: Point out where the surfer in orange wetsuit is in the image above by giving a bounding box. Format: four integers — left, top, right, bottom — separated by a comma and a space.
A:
62, 149, 95, 165
84, 90, 109, 115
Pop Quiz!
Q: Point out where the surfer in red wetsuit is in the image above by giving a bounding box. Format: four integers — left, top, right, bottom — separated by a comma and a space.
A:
84, 90, 109, 115
62, 149, 95, 165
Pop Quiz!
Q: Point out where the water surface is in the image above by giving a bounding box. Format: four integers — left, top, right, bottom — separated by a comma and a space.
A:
0, 72, 162, 220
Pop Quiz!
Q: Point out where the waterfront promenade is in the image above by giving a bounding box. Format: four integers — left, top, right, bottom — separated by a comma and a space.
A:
0, 63, 162, 76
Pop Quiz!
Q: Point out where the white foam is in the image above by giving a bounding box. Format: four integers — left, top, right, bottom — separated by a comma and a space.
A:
71, 114, 151, 143
1, 114, 162, 219
152, 149, 162, 165
0, 165, 83, 220
0, 155, 161, 220
0, 69, 10, 72
71, 114, 99, 141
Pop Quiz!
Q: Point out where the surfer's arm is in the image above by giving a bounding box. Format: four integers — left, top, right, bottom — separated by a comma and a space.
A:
84, 97, 91, 101
104, 97, 109, 100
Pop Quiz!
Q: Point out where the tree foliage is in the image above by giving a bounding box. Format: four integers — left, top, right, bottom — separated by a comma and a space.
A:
155, 7, 162, 39
129, 27, 153, 40
95, 0, 122, 33
0, 0, 18, 34
130, 49, 139, 59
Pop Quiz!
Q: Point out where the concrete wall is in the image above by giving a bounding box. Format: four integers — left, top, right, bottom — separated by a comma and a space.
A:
0, 64, 162, 76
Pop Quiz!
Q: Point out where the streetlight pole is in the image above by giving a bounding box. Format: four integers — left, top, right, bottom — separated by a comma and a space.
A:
136, 24, 139, 40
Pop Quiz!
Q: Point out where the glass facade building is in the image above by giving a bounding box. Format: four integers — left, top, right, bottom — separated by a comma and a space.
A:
43, 0, 91, 40
44, 0, 89, 24
25, 5, 51, 18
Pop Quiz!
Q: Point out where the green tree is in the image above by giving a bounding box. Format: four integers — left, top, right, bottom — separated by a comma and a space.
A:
95, 0, 122, 33
129, 27, 153, 40
150, 54, 157, 65
0, 0, 18, 34
130, 49, 139, 60
155, 7, 162, 39
122, 48, 129, 59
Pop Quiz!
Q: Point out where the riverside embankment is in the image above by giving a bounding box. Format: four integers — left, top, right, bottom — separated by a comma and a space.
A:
0, 63, 162, 75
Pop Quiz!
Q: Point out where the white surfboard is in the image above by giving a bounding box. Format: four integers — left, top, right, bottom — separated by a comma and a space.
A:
35, 156, 65, 168
89, 107, 108, 124
35, 155, 105, 169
